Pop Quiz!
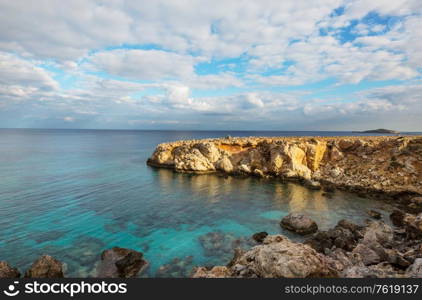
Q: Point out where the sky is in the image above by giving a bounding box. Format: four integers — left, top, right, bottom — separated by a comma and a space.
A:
0, 0, 421, 131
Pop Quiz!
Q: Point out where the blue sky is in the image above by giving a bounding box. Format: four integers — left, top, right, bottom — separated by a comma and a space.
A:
0, 0, 421, 130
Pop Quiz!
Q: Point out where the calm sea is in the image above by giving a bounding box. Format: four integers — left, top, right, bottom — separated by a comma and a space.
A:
0, 129, 417, 277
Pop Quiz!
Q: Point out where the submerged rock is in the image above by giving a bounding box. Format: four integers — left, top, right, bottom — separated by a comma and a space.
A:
361, 220, 394, 247
25, 255, 64, 278
406, 258, 422, 278
390, 210, 422, 238
352, 244, 381, 266
97, 247, 148, 278
156, 256, 194, 278
280, 213, 318, 235
198, 231, 253, 260
305, 219, 362, 253
0, 261, 20, 278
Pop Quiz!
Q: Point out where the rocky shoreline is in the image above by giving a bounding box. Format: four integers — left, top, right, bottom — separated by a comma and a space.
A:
193, 209, 422, 278
2, 208, 421, 278
147, 136, 422, 207
0, 247, 148, 279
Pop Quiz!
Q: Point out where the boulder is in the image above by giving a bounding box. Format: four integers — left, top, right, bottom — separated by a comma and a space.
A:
324, 248, 363, 273
390, 210, 422, 238
352, 244, 381, 266
361, 221, 394, 248
192, 266, 231, 278
215, 156, 233, 173
229, 235, 336, 278
404, 213, 422, 238
304, 179, 321, 190
281, 213, 318, 235
25, 255, 64, 278
253, 168, 265, 178
406, 258, 422, 278
0, 261, 20, 278
252, 232, 268, 243
342, 263, 400, 278
97, 247, 148, 278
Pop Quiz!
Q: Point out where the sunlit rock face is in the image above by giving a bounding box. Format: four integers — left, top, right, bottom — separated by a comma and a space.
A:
147, 136, 422, 196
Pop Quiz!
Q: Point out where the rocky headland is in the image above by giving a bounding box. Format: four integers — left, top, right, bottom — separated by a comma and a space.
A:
146, 135, 422, 278
147, 136, 422, 203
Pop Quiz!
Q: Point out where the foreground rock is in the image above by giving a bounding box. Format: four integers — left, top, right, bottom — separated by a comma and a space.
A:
0, 261, 20, 278
193, 209, 422, 278
25, 255, 64, 278
148, 136, 422, 198
193, 235, 335, 278
96, 247, 148, 278
280, 213, 318, 235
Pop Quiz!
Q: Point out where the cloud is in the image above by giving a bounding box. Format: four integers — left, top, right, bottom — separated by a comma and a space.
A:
63, 116, 74, 122
86, 49, 197, 80
0, 1, 421, 130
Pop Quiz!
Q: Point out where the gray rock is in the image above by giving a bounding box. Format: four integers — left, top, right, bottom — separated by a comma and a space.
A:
252, 232, 268, 243
25, 255, 64, 278
362, 220, 394, 247
281, 213, 318, 235
231, 235, 336, 278
0, 261, 20, 278
406, 258, 422, 278
97, 247, 148, 278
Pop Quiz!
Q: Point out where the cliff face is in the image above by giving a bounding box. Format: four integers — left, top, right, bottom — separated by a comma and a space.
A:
147, 136, 422, 197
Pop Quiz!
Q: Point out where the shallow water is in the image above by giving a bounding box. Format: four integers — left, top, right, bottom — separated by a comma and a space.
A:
0, 129, 409, 277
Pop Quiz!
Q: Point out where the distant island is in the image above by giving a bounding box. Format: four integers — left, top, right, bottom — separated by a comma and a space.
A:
356, 128, 400, 134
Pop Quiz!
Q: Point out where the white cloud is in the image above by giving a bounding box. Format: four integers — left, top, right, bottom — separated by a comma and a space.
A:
63, 116, 75, 122
0, 1, 421, 130
86, 49, 197, 80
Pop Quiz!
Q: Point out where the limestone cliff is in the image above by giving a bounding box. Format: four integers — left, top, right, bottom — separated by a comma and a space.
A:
147, 136, 422, 197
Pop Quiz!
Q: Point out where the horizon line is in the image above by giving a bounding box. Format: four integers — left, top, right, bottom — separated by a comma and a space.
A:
0, 128, 421, 133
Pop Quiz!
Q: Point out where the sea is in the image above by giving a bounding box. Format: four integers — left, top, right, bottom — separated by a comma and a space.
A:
0, 129, 418, 277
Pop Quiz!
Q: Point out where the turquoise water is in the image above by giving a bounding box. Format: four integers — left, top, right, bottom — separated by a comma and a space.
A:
0, 129, 406, 277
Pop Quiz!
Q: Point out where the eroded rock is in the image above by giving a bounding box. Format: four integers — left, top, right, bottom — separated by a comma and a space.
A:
25, 255, 64, 278
252, 232, 268, 243
148, 136, 422, 197
281, 213, 318, 235
0, 261, 20, 278
192, 266, 231, 278
200, 235, 336, 278
97, 247, 148, 278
